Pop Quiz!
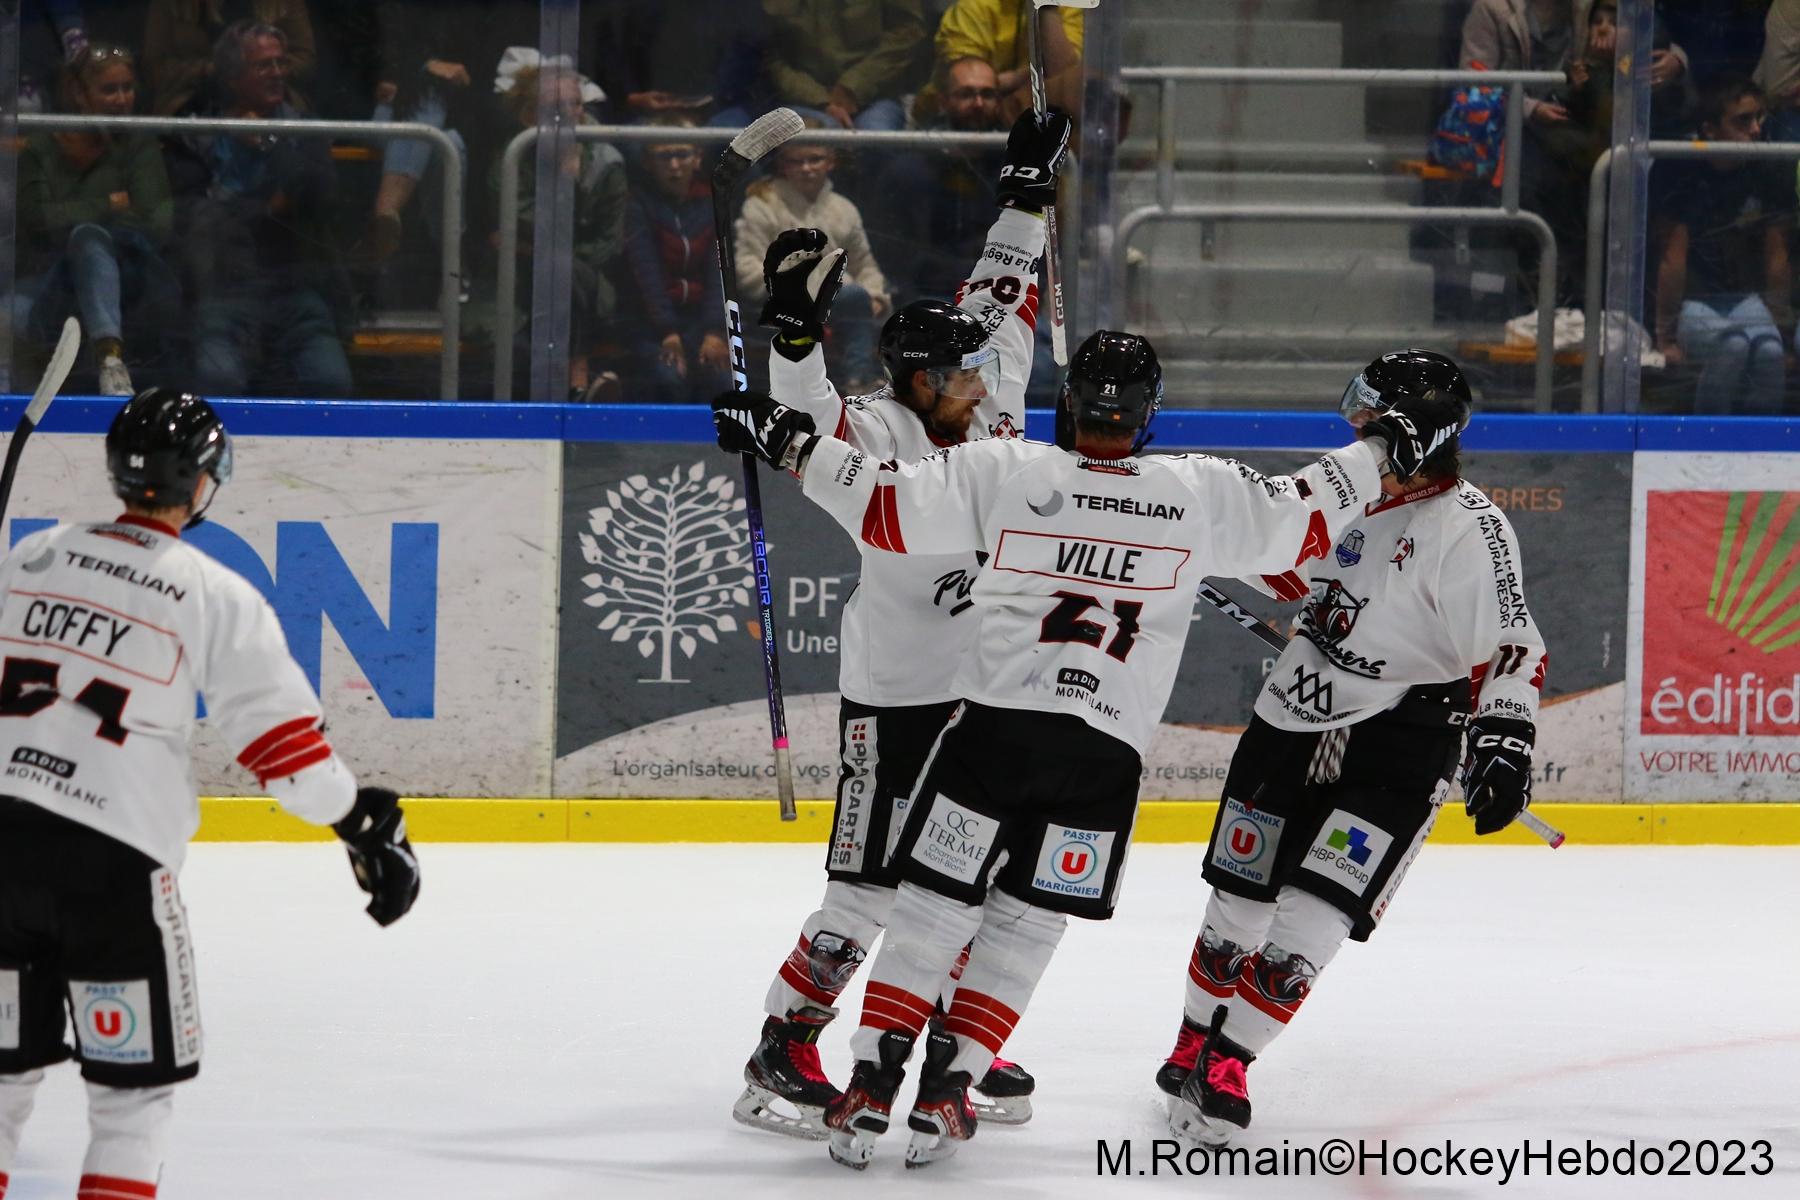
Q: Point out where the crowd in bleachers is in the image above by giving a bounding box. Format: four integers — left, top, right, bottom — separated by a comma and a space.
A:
1447, 0, 1800, 412
8, 0, 1085, 403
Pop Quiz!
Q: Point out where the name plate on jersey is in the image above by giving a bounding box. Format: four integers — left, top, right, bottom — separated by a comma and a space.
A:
0, 590, 183, 684
991, 531, 1190, 591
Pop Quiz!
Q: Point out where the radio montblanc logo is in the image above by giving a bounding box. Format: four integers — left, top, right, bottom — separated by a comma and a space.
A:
578, 462, 754, 683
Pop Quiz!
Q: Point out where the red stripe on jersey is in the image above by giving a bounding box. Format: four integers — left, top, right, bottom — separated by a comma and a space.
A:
1018, 282, 1041, 331
244, 727, 325, 772
1529, 651, 1548, 691
860, 485, 906, 553
78, 1176, 158, 1199
834, 398, 850, 440
256, 742, 333, 783
1295, 509, 1332, 565
1469, 662, 1491, 708
1, 1170, 9, 1199
1260, 571, 1309, 602
238, 716, 319, 772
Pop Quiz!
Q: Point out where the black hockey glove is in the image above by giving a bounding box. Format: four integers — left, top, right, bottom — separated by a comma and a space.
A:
712, 388, 817, 470
333, 786, 420, 926
997, 107, 1073, 213
760, 228, 847, 358
1460, 717, 1535, 836
1358, 390, 1465, 482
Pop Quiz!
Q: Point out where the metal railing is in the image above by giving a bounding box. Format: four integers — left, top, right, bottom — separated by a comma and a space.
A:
492, 123, 1008, 401
15, 113, 465, 399
1117, 67, 1565, 410
1582, 139, 1800, 411
1113, 204, 1557, 409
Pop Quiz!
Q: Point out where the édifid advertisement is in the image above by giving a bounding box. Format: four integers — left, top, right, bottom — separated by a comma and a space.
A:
1630, 453, 1800, 800
555, 441, 1631, 802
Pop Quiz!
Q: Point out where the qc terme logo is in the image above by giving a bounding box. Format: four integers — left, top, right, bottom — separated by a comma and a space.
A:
1642, 491, 1800, 736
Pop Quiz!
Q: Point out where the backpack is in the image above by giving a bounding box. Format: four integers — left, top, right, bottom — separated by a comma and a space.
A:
1431, 67, 1508, 182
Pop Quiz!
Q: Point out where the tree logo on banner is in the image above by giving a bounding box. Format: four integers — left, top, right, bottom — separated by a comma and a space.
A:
579, 462, 753, 683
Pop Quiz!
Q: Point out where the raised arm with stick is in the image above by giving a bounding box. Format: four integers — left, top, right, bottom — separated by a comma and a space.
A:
1024, 0, 1098, 365
712, 108, 807, 821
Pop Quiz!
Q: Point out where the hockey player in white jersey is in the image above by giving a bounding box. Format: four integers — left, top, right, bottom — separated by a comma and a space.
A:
0, 389, 419, 1200
732, 108, 1070, 1140
713, 330, 1469, 1168
1153, 350, 1549, 1146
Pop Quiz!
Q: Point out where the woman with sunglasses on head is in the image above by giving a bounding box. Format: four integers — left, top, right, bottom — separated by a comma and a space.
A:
18, 42, 179, 396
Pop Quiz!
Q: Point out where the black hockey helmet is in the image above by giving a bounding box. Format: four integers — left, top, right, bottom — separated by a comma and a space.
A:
106, 387, 233, 519
1057, 329, 1163, 454
1339, 349, 1473, 431
878, 299, 998, 399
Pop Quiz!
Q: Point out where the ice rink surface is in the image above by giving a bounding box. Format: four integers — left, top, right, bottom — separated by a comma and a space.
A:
7, 842, 1799, 1199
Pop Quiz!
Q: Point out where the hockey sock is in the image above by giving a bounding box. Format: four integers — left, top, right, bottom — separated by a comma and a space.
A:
1224, 886, 1352, 1056
942, 889, 1066, 1079
79, 1082, 173, 1197
0, 1070, 45, 1178
765, 880, 893, 1017
849, 882, 982, 1065
1183, 889, 1275, 1021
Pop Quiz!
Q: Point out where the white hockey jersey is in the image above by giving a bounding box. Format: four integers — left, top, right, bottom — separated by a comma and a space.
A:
0, 516, 357, 870
769, 207, 1039, 706
800, 435, 1387, 754
1248, 478, 1548, 732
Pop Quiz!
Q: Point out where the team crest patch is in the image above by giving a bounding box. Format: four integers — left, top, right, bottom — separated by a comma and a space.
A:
910, 794, 997, 885
1031, 825, 1114, 899
1299, 810, 1394, 897
1208, 797, 1285, 886
70, 979, 155, 1065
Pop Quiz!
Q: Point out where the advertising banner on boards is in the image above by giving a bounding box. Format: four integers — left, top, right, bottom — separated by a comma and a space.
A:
555, 441, 1631, 802
1630, 453, 1800, 800
2, 434, 560, 798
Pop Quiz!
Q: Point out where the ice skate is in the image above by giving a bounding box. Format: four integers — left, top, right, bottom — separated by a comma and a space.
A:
1171, 1005, 1255, 1146
905, 1029, 977, 1168
732, 1007, 839, 1140
1154, 1013, 1206, 1107
824, 1030, 912, 1170
971, 1056, 1034, 1124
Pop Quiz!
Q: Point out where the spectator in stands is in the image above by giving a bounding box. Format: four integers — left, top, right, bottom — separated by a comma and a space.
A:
760, 0, 928, 132
623, 118, 730, 403
871, 55, 1006, 305
735, 125, 891, 390
17, 0, 89, 114
144, 0, 316, 115
593, 0, 772, 128
165, 20, 351, 398
357, 8, 484, 264
1653, 76, 1794, 415
494, 57, 628, 402
18, 43, 178, 396
1755, 0, 1800, 142
921, 0, 1084, 125
1460, 0, 1688, 305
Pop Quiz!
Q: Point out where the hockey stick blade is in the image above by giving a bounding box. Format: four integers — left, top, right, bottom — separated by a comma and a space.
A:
717, 108, 805, 188
1196, 579, 1565, 849
27, 317, 81, 426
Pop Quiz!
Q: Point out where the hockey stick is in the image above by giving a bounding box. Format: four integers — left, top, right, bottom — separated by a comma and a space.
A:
712, 108, 807, 822
1025, 0, 1098, 366
0, 317, 81, 533
1196, 581, 1566, 849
